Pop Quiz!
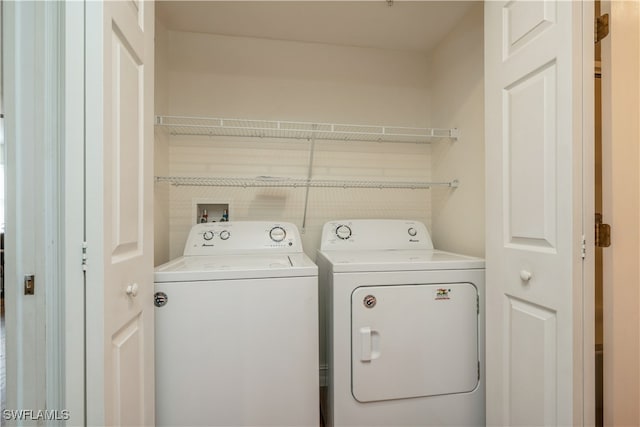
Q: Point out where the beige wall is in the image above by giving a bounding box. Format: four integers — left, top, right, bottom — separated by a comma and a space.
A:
159, 31, 437, 260
601, 1, 640, 425
429, 3, 485, 258
154, 18, 171, 266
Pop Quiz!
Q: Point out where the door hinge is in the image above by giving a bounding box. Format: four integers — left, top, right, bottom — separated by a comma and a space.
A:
581, 235, 586, 259
82, 241, 88, 271
595, 13, 609, 44
595, 213, 611, 248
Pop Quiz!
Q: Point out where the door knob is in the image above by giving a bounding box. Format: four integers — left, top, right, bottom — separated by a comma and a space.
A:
126, 283, 139, 297
519, 270, 532, 282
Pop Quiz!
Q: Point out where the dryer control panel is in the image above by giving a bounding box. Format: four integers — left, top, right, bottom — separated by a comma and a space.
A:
184, 221, 303, 255
319, 219, 434, 251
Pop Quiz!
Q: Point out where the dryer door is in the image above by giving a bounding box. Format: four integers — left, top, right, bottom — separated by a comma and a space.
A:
352, 283, 479, 402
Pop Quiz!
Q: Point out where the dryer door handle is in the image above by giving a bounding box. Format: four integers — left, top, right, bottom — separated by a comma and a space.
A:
359, 327, 381, 362
360, 327, 372, 362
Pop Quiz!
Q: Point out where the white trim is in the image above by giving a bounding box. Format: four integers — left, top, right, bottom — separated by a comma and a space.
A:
3, 0, 49, 419
43, 0, 65, 414
580, 1, 595, 425
63, 2, 87, 424
83, 1, 106, 422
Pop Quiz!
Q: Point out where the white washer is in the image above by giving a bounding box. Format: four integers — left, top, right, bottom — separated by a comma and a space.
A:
317, 219, 485, 426
154, 221, 319, 427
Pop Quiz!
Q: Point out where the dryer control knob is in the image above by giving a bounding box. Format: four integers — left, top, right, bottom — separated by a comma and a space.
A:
269, 226, 286, 242
408, 227, 417, 237
336, 225, 352, 240
219, 230, 230, 240
203, 231, 214, 241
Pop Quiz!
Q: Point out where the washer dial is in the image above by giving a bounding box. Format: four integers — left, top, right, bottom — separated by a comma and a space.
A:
219, 230, 230, 240
408, 227, 418, 237
336, 225, 352, 240
269, 226, 286, 242
203, 231, 214, 241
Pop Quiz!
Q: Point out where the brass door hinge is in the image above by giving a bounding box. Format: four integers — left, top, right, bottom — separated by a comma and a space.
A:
595, 14, 609, 44
595, 213, 611, 248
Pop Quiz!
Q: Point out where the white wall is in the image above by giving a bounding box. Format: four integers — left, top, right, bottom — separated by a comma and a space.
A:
601, 1, 640, 424
159, 31, 436, 260
429, 3, 485, 258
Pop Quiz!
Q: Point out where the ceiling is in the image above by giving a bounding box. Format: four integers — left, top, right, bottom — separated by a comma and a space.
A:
156, 1, 477, 54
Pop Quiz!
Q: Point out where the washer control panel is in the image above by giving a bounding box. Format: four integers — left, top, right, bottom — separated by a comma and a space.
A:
319, 219, 433, 251
184, 221, 303, 255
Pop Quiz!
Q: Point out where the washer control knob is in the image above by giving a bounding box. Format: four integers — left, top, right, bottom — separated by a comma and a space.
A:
203, 231, 214, 241
408, 227, 417, 237
269, 226, 286, 242
219, 230, 230, 240
336, 225, 352, 240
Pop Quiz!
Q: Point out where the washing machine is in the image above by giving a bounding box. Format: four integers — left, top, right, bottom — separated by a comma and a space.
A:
154, 221, 319, 427
316, 219, 485, 426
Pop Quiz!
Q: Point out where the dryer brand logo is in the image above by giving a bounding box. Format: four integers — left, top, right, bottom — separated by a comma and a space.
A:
435, 288, 451, 300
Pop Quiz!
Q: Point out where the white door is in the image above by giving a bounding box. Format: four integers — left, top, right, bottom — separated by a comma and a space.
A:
85, 1, 155, 425
485, 1, 593, 426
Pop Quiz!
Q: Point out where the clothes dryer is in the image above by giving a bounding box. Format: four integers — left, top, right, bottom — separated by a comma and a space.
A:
155, 221, 318, 426
317, 219, 484, 426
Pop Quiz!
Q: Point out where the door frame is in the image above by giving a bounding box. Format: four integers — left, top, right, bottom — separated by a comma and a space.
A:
2, 1, 598, 424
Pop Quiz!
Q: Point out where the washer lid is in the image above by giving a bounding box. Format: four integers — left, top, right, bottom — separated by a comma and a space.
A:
154, 253, 317, 282
319, 249, 484, 272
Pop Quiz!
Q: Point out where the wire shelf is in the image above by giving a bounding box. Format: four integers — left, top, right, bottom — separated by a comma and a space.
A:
155, 115, 459, 144
155, 176, 459, 190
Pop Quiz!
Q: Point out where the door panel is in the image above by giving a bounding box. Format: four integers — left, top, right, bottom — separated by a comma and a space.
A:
112, 314, 144, 425
503, 0, 556, 57
111, 25, 143, 259
506, 297, 557, 426
85, 1, 154, 425
485, 1, 591, 425
504, 61, 557, 250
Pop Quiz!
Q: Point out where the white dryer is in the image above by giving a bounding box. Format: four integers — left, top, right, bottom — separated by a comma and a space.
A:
154, 221, 319, 427
317, 219, 485, 426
